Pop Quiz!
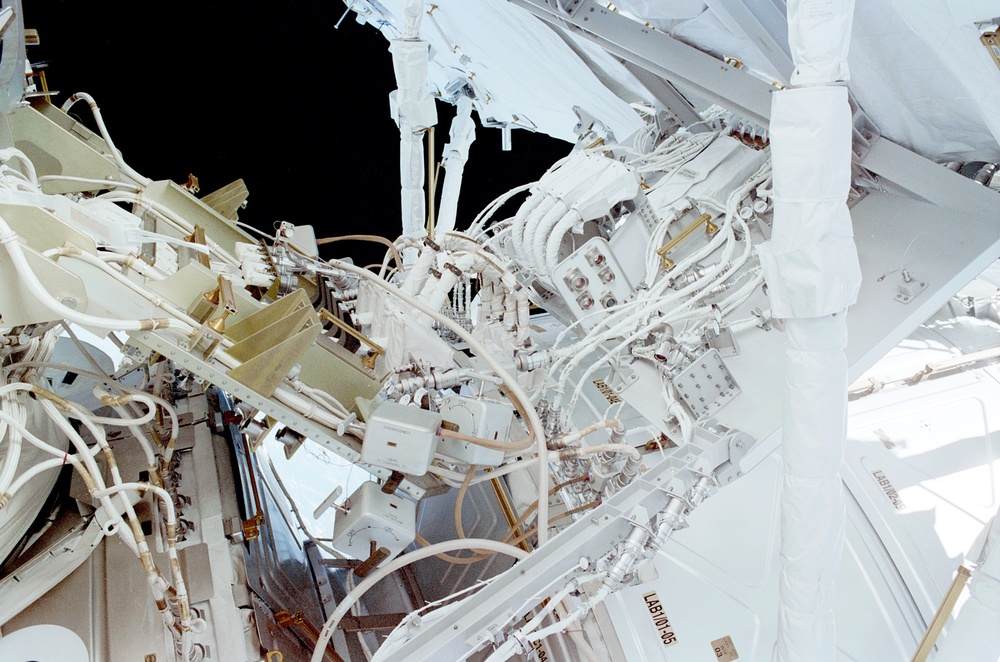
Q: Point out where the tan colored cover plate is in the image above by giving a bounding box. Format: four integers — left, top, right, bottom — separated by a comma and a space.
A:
711, 635, 740, 661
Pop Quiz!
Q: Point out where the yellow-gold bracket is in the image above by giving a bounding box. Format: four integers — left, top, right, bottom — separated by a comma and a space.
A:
982, 31, 1000, 71
182, 225, 210, 268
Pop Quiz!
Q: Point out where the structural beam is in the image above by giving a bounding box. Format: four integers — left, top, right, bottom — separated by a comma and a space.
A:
703, 0, 793, 85
0, 0, 24, 114
511, 0, 1000, 224
861, 137, 1000, 219
509, 0, 775, 127
338, 614, 407, 633
620, 61, 703, 128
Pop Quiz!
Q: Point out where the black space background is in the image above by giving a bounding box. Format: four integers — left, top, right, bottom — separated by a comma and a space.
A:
23, 1, 570, 267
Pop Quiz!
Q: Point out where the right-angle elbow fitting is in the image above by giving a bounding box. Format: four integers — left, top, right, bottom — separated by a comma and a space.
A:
653, 340, 674, 362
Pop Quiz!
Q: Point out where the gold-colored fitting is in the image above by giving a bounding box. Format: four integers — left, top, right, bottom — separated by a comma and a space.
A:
203, 275, 237, 334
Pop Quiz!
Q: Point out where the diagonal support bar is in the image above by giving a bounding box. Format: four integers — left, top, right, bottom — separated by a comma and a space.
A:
509, 0, 775, 126
861, 137, 1000, 219
703, 0, 793, 84
620, 61, 703, 128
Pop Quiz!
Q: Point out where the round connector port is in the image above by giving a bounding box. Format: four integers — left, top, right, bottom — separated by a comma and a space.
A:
567, 273, 589, 290
602, 295, 617, 308
577, 294, 595, 310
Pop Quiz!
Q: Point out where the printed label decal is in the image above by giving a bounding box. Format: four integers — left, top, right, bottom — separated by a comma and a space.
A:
711, 635, 740, 661
871, 469, 906, 511
522, 612, 549, 661
592, 379, 622, 404
642, 591, 678, 648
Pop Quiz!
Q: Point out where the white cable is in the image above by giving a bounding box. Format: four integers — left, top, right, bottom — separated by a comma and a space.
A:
93, 481, 176, 528
36, 174, 140, 191
425, 455, 539, 485
62, 93, 151, 185
483, 572, 602, 662
510, 193, 550, 266
467, 182, 533, 236
87, 192, 241, 270
0, 149, 38, 185
0, 217, 190, 333
523, 199, 567, 278
310, 539, 530, 662
0, 392, 26, 497
326, 257, 551, 543
548, 164, 770, 401
98, 251, 168, 280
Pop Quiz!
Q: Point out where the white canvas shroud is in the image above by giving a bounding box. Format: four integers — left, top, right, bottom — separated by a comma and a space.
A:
761, 10, 861, 654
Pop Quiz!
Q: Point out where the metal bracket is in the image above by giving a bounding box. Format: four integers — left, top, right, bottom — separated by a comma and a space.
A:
355, 545, 391, 578
544, 0, 585, 18
705, 326, 739, 357
895, 270, 928, 304
380, 470, 405, 495
275, 611, 345, 662
673, 349, 740, 419
320, 558, 363, 569
124, 330, 434, 500
242, 515, 263, 541
181, 224, 211, 269
981, 31, 1000, 72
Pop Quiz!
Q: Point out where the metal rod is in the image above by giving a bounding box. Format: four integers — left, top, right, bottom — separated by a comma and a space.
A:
426, 126, 437, 240
319, 308, 385, 369
276, 610, 345, 662
488, 473, 533, 553
911, 565, 972, 662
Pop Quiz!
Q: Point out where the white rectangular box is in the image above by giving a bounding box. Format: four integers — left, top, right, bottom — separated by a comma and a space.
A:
332, 481, 416, 560
362, 401, 441, 476
436, 396, 513, 466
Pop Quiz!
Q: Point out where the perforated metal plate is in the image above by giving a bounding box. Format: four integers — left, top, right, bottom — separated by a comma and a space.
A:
674, 349, 740, 419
